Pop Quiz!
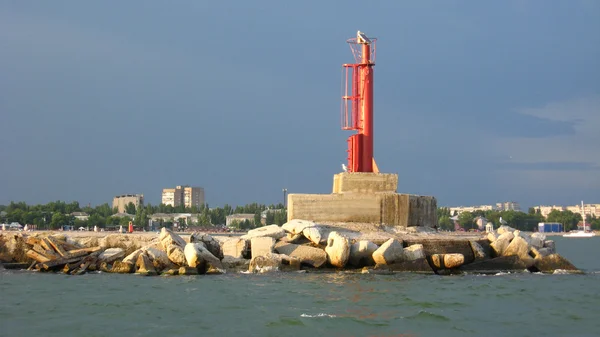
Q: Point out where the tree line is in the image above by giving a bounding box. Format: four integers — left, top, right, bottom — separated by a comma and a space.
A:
437, 207, 600, 232
0, 201, 287, 230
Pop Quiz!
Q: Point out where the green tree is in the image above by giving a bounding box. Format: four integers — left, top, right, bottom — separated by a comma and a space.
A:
50, 213, 67, 230
88, 214, 105, 228
124, 202, 136, 215
457, 212, 474, 230
546, 210, 582, 231
438, 216, 453, 231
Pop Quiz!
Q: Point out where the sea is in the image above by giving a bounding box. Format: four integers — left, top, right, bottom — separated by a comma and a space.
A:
1, 236, 599, 337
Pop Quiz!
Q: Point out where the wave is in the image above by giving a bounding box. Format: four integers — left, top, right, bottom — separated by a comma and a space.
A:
300, 313, 336, 318
405, 310, 450, 322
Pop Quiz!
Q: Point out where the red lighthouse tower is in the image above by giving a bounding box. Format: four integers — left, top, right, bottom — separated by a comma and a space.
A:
341, 31, 377, 173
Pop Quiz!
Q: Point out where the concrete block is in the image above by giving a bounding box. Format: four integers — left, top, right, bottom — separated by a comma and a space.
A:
287, 192, 437, 227
332, 172, 398, 194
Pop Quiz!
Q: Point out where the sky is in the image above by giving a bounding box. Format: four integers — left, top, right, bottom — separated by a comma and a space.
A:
1, 1, 599, 209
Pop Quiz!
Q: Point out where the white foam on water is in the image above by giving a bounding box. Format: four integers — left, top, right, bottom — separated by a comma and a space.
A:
300, 313, 336, 318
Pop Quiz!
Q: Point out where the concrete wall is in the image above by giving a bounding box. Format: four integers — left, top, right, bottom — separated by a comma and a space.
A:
288, 192, 437, 227
332, 172, 398, 194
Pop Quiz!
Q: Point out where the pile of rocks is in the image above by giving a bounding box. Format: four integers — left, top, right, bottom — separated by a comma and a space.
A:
0, 222, 582, 275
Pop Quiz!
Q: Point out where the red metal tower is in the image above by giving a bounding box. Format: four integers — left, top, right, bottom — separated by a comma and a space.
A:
341, 31, 377, 173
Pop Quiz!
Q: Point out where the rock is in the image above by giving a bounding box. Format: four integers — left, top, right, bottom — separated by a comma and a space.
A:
184, 243, 224, 273
274, 241, 327, 268
325, 231, 350, 268
110, 261, 133, 274
443, 254, 465, 269
403, 239, 475, 265
533, 254, 582, 274
221, 256, 250, 273
431, 253, 464, 269
376, 258, 434, 274
159, 228, 187, 250
497, 225, 516, 235
179, 266, 199, 275
281, 233, 305, 244
222, 238, 248, 259
123, 248, 143, 265
503, 236, 534, 267
190, 232, 223, 260
403, 244, 425, 261
490, 232, 514, 256
98, 248, 125, 264
165, 244, 187, 266
281, 219, 315, 235
184, 243, 206, 268
470, 241, 487, 260
513, 230, 532, 245
135, 253, 158, 276
249, 253, 292, 273
487, 233, 498, 242
362, 266, 394, 275
459, 255, 527, 273
536, 247, 553, 257
543, 240, 556, 254
241, 225, 286, 240
372, 238, 404, 265
302, 226, 323, 245
251, 237, 275, 258
143, 247, 173, 271
348, 240, 378, 267
162, 268, 179, 276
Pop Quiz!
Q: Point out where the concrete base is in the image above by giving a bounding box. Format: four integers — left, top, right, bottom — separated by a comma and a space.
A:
287, 192, 437, 227
333, 172, 398, 194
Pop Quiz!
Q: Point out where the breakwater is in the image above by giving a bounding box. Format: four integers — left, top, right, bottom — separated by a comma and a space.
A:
0, 221, 581, 275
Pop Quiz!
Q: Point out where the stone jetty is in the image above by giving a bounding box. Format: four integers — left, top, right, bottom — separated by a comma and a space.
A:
0, 222, 582, 275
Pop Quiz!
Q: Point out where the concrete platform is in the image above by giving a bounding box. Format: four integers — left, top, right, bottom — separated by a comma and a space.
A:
332, 172, 398, 194
287, 192, 437, 227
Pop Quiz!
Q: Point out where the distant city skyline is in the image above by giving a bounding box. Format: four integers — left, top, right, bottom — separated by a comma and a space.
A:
1, 2, 599, 208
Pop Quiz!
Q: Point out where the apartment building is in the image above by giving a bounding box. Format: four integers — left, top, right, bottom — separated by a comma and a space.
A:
161, 185, 205, 208
112, 194, 144, 213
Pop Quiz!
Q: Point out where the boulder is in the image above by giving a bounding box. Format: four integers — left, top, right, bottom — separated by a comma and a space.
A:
162, 268, 179, 276
470, 241, 487, 260
403, 244, 425, 261
497, 225, 516, 235
459, 255, 527, 273
165, 244, 187, 266
403, 239, 475, 264
372, 238, 404, 265
375, 258, 434, 274
251, 237, 275, 258
443, 254, 465, 269
123, 248, 143, 265
184, 243, 224, 273
503, 236, 534, 267
98, 248, 125, 264
543, 240, 556, 253
222, 238, 248, 259
221, 256, 250, 273
179, 266, 199, 275
530, 233, 546, 249
135, 253, 158, 276
533, 254, 582, 274
487, 232, 498, 242
536, 247, 554, 258
241, 225, 286, 240
274, 241, 327, 268
281, 233, 305, 244
348, 240, 378, 267
159, 228, 187, 250
281, 219, 315, 235
110, 261, 133, 274
248, 253, 299, 273
144, 247, 173, 271
302, 226, 323, 245
324, 231, 350, 268
490, 232, 514, 256
190, 232, 223, 260
431, 253, 465, 269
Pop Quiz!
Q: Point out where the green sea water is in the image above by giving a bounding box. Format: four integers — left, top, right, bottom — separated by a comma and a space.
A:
1, 236, 599, 337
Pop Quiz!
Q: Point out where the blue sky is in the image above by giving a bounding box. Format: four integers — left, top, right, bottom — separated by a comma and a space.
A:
1, 1, 599, 209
